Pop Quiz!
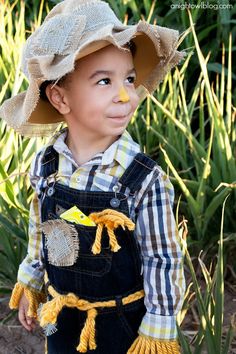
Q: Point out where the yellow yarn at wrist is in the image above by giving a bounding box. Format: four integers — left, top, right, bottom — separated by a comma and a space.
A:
9, 282, 46, 318
127, 334, 180, 354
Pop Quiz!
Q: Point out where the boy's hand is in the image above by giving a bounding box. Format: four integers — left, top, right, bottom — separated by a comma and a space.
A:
18, 293, 37, 331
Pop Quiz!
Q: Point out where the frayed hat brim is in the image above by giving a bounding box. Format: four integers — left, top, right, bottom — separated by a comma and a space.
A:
0, 0, 185, 137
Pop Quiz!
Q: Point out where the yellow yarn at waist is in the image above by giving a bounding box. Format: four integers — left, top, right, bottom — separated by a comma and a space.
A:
39, 273, 144, 353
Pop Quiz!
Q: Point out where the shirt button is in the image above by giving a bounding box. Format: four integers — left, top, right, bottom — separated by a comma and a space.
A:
76, 177, 80, 182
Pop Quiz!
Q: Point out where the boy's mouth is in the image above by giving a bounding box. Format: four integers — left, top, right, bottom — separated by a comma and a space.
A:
107, 104, 132, 119
107, 108, 132, 120
108, 115, 129, 119
107, 113, 132, 123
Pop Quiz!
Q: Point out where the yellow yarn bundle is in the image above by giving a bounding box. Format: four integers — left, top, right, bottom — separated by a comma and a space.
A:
39, 279, 144, 353
9, 282, 180, 354
77, 308, 97, 352
89, 209, 135, 255
127, 334, 180, 354
9, 282, 46, 318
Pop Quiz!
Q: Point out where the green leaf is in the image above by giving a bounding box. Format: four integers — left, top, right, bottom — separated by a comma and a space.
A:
214, 195, 230, 349
0, 214, 27, 244
177, 325, 192, 354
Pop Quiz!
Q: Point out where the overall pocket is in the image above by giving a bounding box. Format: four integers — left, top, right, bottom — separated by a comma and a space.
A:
117, 298, 145, 339
43, 212, 113, 277
60, 224, 113, 277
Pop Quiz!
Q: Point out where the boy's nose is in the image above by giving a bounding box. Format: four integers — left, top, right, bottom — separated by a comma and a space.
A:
119, 87, 130, 103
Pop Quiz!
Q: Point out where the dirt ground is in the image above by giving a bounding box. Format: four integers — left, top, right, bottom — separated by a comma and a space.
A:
0, 297, 44, 354
0, 296, 44, 354
0, 285, 236, 354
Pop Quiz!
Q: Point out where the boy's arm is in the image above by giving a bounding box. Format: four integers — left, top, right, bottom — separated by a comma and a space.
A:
9, 153, 46, 317
129, 167, 185, 352
17, 191, 45, 291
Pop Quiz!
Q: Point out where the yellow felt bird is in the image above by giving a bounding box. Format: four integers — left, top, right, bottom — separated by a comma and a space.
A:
60, 206, 96, 226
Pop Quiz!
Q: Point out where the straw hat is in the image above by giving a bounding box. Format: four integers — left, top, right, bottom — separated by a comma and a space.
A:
0, 0, 185, 137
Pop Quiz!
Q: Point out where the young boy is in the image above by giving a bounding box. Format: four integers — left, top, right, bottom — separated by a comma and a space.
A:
0, 0, 185, 353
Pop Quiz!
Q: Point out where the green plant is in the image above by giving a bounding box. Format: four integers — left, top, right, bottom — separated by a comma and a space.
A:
177, 196, 236, 353
0, 0, 47, 289
129, 10, 236, 245
0, 125, 45, 289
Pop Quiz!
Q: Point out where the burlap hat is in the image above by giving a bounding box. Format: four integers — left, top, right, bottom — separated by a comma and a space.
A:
0, 0, 185, 137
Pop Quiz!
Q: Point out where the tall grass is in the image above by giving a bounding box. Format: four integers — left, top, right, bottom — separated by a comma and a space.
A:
177, 196, 236, 353
0, 0, 44, 291
129, 10, 236, 246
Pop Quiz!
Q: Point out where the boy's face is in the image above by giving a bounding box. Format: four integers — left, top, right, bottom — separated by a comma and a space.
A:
49, 44, 139, 143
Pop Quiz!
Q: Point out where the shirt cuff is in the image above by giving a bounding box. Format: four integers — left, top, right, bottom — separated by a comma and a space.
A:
17, 256, 45, 291
138, 312, 177, 340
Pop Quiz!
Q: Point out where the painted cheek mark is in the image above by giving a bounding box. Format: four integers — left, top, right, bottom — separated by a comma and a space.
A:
119, 86, 130, 102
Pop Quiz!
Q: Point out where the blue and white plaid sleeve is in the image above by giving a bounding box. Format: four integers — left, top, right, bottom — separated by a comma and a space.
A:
134, 167, 185, 340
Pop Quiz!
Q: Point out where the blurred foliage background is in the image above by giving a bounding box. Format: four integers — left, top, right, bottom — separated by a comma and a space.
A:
0, 0, 236, 352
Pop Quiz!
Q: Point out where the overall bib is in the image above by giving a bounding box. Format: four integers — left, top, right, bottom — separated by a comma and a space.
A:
39, 146, 156, 354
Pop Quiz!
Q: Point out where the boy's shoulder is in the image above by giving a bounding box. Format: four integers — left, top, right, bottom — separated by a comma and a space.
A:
117, 132, 173, 195
121, 131, 166, 177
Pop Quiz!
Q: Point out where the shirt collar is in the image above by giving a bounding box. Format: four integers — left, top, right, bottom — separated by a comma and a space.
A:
53, 128, 78, 167
51, 128, 140, 169
101, 130, 140, 169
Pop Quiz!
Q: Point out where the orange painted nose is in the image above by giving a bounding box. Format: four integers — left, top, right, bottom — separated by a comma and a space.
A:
119, 87, 130, 102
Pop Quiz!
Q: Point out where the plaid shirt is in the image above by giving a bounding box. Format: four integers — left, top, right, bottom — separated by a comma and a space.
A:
18, 128, 185, 340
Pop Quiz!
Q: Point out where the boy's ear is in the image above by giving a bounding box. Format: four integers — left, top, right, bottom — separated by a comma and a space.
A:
45, 84, 70, 115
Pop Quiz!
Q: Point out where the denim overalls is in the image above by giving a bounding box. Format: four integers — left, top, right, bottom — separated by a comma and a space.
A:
39, 145, 156, 354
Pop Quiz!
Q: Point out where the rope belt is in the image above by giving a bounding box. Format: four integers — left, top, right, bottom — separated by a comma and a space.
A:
39, 278, 144, 353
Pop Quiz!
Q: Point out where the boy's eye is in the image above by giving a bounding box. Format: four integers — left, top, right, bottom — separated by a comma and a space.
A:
97, 78, 111, 85
126, 76, 136, 84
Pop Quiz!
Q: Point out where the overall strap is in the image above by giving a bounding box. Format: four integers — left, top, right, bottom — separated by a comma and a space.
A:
40, 148, 156, 194
40, 145, 59, 178
119, 153, 156, 194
